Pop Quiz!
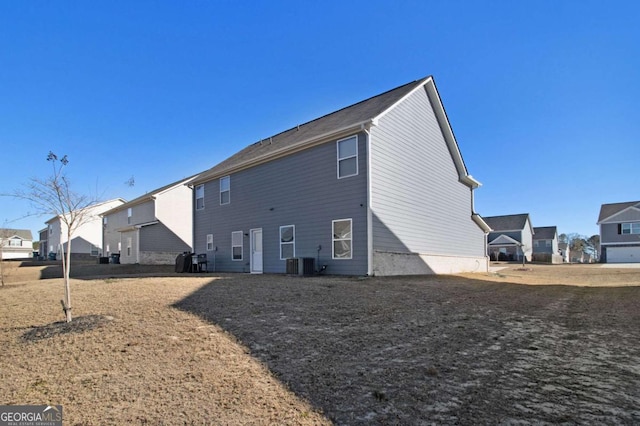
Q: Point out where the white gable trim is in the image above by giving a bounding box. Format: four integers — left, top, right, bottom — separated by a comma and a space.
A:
598, 205, 640, 224
488, 234, 521, 246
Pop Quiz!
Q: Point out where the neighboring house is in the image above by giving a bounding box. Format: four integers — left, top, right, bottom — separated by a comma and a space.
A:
532, 226, 562, 263
189, 75, 490, 276
570, 250, 594, 264
484, 214, 534, 262
0, 229, 34, 259
597, 200, 640, 263
38, 228, 48, 259
45, 198, 126, 259
558, 242, 570, 263
102, 177, 196, 265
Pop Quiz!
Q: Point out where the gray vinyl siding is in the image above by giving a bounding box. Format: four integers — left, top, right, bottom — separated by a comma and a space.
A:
139, 223, 191, 252
370, 86, 485, 257
601, 222, 640, 244
131, 200, 155, 224
194, 134, 368, 275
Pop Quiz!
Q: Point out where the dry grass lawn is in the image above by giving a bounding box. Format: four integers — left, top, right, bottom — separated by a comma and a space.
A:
0, 274, 330, 425
1, 262, 640, 424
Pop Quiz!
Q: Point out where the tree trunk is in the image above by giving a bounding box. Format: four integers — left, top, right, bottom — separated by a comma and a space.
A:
62, 238, 72, 323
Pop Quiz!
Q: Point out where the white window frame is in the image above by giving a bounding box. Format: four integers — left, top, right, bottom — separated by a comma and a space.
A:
545, 240, 552, 247
279, 225, 295, 260
9, 238, 21, 247
220, 176, 230, 205
231, 231, 243, 261
127, 208, 132, 224
337, 135, 358, 179
622, 223, 640, 234
126, 237, 132, 257
206, 234, 214, 251
195, 184, 205, 210
332, 218, 353, 259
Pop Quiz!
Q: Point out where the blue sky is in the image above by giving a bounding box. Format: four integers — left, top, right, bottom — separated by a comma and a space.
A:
1, 0, 638, 241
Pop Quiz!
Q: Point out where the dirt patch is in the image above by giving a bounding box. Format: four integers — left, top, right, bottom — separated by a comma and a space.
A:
173, 272, 640, 424
1, 265, 640, 424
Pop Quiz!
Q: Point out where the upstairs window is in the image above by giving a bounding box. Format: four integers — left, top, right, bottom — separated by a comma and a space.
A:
337, 135, 358, 179
127, 208, 132, 224
195, 185, 205, 210
280, 225, 295, 260
9, 238, 21, 247
220, 176, 230, 205
332, 219, 352, 259
621, 223, 640, 234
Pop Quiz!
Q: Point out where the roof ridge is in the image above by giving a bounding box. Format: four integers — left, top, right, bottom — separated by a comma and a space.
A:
252, 77, 429, 146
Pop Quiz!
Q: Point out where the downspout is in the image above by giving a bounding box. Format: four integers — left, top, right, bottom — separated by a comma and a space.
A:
136, 228, 140, 264
362, 122, 375, 276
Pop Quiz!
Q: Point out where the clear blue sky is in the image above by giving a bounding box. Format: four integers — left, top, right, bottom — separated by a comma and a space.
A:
1, 0, 638, 241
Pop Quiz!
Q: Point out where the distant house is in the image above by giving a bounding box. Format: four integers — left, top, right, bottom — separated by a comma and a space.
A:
532, 226, 562, 263
45, 198, 126, 259
102, 177, 196, 265
558, 242, 570, 263
190, 76, 490, 276
484, 214, 534, 262
597, 200, 640, 263
0, 229, 33, 259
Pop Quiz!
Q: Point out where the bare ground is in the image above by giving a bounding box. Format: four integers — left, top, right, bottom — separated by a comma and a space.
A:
1, 262, 640, 424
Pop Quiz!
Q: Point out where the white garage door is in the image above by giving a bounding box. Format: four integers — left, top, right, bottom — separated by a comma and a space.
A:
607, 246, 640, 263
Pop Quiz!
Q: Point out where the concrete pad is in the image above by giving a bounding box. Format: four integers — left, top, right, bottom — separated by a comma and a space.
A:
601, 263, 640, 268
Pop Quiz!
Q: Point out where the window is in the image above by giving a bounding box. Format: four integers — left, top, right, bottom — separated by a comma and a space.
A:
49, 226, 53, 236
103, 217, 108, 225
231, 231, 243, 260
621, 223, 640, 234
337, 135, 358, 178
126, 237, 132, 256
332, 219, 352, 259
220, 176, 230, 205
127, 208, 132, 224
90, 244, 99, 256
280, 225, 295, 260
206, 234, 214, 251
195, 185, 205, 210
534, 240, 539, 247
9, 238, 21, 247
545, 240, 552, 247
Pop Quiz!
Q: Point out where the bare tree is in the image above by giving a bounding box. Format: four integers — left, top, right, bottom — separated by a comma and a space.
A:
0, 224, 11, 286
5, 152, 99, 322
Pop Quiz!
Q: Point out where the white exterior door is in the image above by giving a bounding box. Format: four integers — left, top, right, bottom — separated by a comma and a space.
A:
250, 228, 263, 273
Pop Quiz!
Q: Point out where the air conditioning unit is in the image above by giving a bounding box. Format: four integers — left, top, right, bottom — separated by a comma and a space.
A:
300, 257, 315, 276
285, 257, 315, 275
286, 258, 299, 275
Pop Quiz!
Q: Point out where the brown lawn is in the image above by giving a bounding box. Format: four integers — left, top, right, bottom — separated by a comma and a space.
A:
1, 262, 639, 424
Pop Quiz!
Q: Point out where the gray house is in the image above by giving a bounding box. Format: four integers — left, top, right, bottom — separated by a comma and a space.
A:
484, 214, 534, 262
597, 201, 640, 263
532, 226, 562, 263
102, 177, 196, 264
190, 76, 490, 276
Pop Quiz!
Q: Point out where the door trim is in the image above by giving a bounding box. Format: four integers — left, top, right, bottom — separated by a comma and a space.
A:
250, 228, 263, 274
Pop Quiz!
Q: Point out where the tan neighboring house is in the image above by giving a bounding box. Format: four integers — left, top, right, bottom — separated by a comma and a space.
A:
45, 198, 126, 260
101, 176, 196, 265
0, 229, 34, 259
